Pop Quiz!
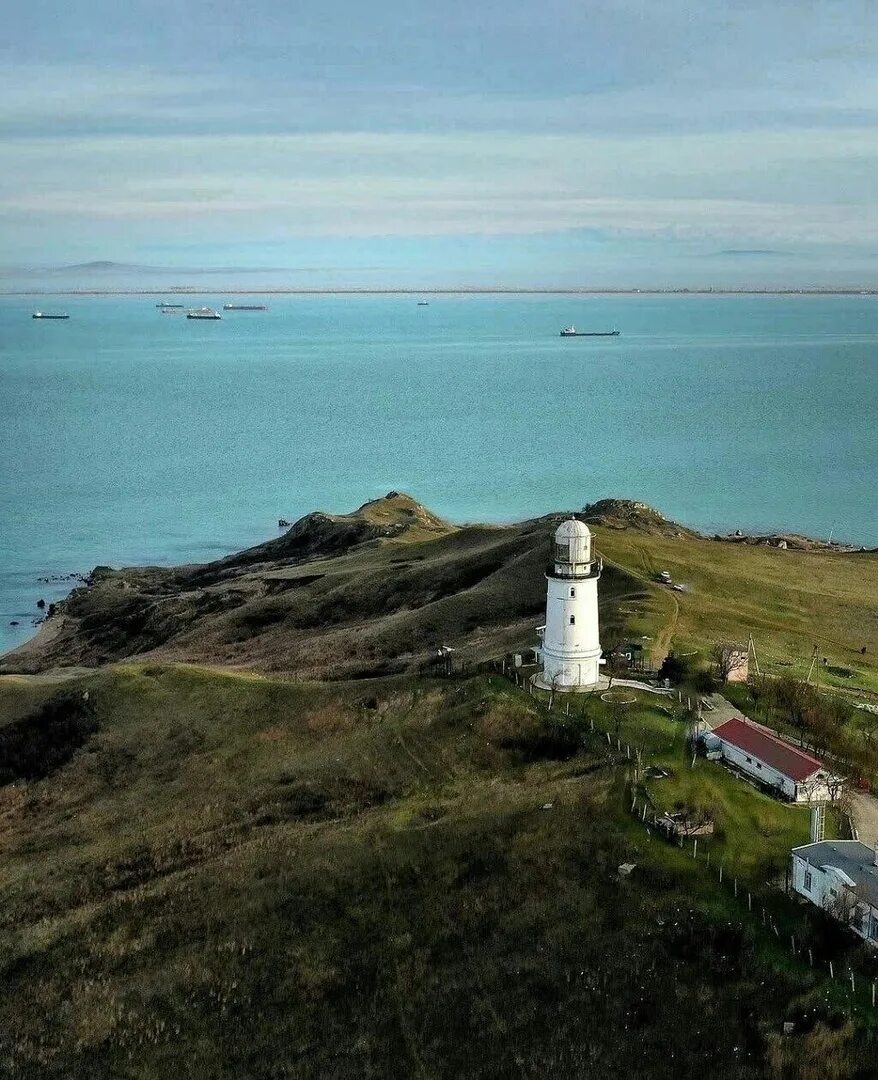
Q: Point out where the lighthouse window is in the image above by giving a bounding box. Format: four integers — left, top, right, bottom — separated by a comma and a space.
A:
570, 588, 576, 598
569, 615, 576, 625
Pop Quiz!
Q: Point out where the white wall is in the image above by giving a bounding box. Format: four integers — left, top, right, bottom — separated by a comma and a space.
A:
719, 741, 796, 798
540, 573, 601, 688
718, 740, 833, 802
791, 854, 878, 945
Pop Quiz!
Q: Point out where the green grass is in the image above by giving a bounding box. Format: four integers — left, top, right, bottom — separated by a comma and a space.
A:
551, 690, 822, 878
595, 527, 878, 695
0, 664, 875, 1078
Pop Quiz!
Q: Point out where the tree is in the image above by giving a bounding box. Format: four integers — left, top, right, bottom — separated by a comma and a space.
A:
860, 711, 878, 746
712, 643, 748, 683
658, 652, 691, 685
604, 643, 628, 691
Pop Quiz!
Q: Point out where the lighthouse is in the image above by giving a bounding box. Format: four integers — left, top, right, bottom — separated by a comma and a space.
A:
535, 518, 602, 691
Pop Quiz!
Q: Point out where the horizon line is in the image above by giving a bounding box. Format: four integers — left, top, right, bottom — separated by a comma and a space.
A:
3, 286, 878, 297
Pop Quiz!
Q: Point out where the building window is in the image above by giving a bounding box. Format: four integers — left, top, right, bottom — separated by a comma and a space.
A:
804, 869, 812, 892
852, 907, 864, 932
570, 587, 576, 598
870, 914, 878, 940
756, 762, 762, 770
746, 756, 752, 764
569, 615, 576, 625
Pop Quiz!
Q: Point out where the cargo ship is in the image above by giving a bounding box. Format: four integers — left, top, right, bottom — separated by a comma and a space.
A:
222, 303, 267, 311
32, 311, 70, 319
186, 307, 222, 320
560, 326, 620, 337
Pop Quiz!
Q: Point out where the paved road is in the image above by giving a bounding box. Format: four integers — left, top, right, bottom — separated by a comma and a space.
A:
851, 791, 878, 845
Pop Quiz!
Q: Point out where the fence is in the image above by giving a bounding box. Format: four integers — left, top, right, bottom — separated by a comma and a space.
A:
627, 792, 878, 1012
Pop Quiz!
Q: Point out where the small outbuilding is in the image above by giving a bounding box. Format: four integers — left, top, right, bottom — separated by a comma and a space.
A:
791, 840, 878, 944
708, 717, 839, 802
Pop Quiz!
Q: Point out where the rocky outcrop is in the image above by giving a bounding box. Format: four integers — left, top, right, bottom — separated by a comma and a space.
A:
714, 531, 873, 553
581, 499, 697, 538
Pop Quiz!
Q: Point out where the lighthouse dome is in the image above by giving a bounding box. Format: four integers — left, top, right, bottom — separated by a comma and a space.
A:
553, 518, 592, 565
554, 518, 591, 542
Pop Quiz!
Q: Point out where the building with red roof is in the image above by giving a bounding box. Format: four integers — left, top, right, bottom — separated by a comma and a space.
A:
706, 717, 838, 802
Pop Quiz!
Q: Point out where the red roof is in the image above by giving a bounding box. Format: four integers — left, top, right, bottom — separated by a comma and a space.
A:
711, 717, 824, 782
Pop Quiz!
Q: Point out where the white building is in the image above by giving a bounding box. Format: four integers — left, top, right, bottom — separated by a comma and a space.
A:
791, 840, 878, 944
534, 518, 602, 691
706, 717, 839, 803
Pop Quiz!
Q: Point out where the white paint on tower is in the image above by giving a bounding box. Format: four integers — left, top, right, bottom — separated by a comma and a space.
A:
535, 518, 602, 691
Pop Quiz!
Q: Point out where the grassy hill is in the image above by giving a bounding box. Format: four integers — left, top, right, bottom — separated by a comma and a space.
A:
4, 493, 878, 695
0, 664, 872, 1079
1, 495, 878, 1077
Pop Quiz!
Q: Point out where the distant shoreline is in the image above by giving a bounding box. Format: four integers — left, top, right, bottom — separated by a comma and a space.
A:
2, 287, 878, 297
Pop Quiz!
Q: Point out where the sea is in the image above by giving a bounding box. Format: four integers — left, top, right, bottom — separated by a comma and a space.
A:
1, 292, 876, 656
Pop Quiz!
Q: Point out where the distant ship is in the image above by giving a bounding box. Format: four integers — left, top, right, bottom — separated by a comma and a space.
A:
156, 302, 184, 309
222, 303, 267, 311
186, 307, 222, 320
560, 326, 620, 337
32, 311, 69, 319
417, 300, 430, 306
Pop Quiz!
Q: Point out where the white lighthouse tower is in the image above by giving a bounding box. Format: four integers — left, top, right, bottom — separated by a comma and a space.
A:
535, 518, 603, 691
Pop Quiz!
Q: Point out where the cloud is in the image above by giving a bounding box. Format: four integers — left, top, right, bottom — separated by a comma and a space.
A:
3, 129, 878, 247
3, 1, 878, 273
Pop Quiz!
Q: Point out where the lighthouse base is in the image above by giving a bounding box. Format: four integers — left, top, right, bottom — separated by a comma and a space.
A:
533, 651, 604, 692
531, 671, 609, 694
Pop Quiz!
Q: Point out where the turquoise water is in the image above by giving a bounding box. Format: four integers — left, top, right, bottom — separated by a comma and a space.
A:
1, 293, 876, 655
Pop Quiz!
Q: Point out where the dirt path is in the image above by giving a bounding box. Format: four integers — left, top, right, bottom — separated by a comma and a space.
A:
654, 590, 680, 661
850, 791, 878, 845
699, 693, 750, 730
599, 550, 679, 664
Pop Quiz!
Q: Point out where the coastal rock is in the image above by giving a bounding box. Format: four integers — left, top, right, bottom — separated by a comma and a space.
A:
581, 499, 696, 538
88, 566, 117, 584
716, 531, 862, 552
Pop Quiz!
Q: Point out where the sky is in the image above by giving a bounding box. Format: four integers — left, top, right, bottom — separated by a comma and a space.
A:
3, 0, 878, 287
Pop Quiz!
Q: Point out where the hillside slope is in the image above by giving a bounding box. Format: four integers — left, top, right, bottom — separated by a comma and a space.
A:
2, 493, 878, 1077
1, 493, 650, 680
4, 493, 878, 693
0, 665, 865, 1079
